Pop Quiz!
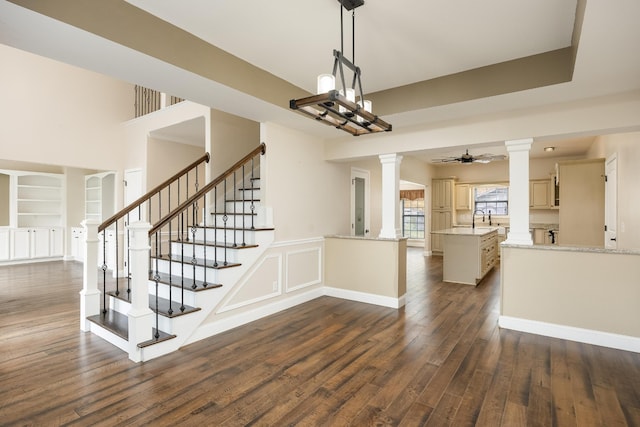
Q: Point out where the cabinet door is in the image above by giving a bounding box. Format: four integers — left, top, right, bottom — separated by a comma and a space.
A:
530, 181, 550, 208
11, 229, 31, 259
432, 179, 453, 210
50, 227, 64, 257
455, 184, 470, 210
31, 228, 50, 258
0, 229, 9, 261
431, 211, 452, 252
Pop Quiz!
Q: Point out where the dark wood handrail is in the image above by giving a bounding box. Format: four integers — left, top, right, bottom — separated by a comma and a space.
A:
99, 152, 210, 232
149, 143, 266, 236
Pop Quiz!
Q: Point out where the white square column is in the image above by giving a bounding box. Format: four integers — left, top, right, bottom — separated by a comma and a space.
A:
379, 154, 403, 239
505, 139, 534, 245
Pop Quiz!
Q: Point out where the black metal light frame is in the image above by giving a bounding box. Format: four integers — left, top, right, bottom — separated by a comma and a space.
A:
289, 0, 392, 136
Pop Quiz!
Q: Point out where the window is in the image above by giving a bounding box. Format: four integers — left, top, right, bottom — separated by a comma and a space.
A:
402, 198, 425, 239
474, 186, 508, 215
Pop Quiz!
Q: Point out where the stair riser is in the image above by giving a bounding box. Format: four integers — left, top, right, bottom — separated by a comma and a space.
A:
225, 201, 261, 212
207, 214, 257, 229
193, 228, 258, 245
169, 242, 241, 262
147, 280, 198, 307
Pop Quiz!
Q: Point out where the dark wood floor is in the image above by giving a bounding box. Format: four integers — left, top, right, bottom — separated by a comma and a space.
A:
1, 250, 640, 426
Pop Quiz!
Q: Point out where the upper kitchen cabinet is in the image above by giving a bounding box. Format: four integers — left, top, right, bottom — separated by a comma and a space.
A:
432, 179, 454, 210
558, 159, 605, 247
455, 184, 471, 210
529, 180, 551, 209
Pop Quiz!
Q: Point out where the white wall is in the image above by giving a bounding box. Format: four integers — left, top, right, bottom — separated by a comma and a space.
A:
260, 122, 351, 242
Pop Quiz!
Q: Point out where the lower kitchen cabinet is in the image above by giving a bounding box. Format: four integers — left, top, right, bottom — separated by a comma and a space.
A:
431, 210, 452, 254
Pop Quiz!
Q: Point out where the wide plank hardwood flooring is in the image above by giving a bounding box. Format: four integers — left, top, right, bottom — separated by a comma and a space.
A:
1, 250, 640, 426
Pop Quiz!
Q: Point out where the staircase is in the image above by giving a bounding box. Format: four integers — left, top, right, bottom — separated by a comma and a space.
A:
81, 144, 273, 362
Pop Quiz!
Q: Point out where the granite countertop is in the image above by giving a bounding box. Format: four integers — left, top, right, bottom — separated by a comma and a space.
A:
501, 242, 640, 256
431, 227, 498, 236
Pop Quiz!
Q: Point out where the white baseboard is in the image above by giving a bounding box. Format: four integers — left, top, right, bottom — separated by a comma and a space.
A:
499, 315, 640, 353
324, 287, 406, 309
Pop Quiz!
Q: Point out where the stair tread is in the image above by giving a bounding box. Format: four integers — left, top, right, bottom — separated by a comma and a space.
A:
152, 254, 241, 269
107, 291, 201, 318
150, 271, 223, 291
171, 239, 259, 250
238, 187, 261, 191
210, 212, 257, 216
87, 310, 175, 346
225, 199, 260, 202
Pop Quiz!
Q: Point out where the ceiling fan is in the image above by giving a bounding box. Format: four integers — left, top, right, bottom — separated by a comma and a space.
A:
431, 149, 506, 164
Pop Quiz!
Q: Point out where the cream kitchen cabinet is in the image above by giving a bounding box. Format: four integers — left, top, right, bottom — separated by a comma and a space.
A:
431, 210, 452, 253
455, 184, 471, 210
432, 179, 454, 210
529, 180, 551, 209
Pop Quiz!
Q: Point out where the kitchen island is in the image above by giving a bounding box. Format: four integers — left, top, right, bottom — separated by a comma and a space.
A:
431, 227, 498, 285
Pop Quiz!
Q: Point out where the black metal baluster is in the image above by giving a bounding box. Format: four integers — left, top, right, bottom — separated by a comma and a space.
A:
180, 211, 185, 312
153, 233, 160, 339
168, 221, 173, 316
251, 156, 256, 230
191, 201, 197, 290
126, 213, 131, 298
233, 170, 237, 248
115, 221, 119, 296
213, 186, 218, 268
177, 179, 181, 241
203, 192, 208, 288
223, 178, 228, 266
241, 164, 246, 247
101, 230, 107, 315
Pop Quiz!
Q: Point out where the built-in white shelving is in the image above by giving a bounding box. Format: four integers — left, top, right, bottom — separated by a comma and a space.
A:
85, 172, 115, 222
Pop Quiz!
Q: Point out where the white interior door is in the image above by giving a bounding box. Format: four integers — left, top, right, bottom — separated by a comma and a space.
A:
605, 154, 617, 249
351, 168, 370, 237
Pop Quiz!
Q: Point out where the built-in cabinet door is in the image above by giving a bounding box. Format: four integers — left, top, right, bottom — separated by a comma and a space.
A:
31, 228, 50, 258
0, 229, 9, 261
49, 227, 64, 257
11, 229, 31, 259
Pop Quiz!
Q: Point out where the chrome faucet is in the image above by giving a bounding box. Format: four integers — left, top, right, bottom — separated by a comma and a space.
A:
472, 209, 485, 229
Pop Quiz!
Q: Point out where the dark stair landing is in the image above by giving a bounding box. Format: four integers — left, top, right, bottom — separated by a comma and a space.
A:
87, 310, 176, 348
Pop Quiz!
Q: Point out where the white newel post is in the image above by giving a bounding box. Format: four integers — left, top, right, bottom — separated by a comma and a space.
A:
80, 219, 101, 331
127, 221, 154, 363
379, 154, 403, 239
505, 138, 534, 245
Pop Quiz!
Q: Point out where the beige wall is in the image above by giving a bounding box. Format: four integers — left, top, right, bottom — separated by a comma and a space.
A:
210, 110, 260, 177
587, 132, 640, 249
501, 245, 640, 339
325, 237, 407, 300
260, 122, 351, 242
146, 138, 205, 190
0, 44, 133, 171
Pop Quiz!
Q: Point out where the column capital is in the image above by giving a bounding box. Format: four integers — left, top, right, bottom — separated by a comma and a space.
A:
505, 138, 533, 152
378, 153, 403, 165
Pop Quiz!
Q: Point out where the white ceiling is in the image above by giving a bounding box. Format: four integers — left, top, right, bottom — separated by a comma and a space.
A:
1, 0, 640, 163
